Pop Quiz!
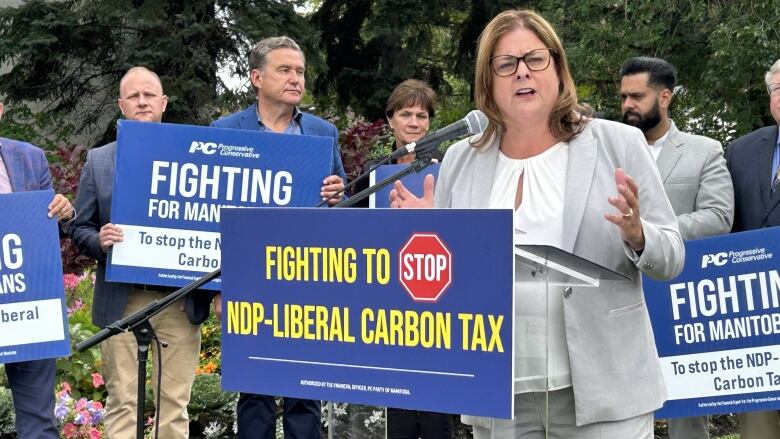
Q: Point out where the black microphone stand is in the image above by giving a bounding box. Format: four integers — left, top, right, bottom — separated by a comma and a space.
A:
316, 153, 394, 207
334, 152, 438, 208
318, 139, 442, 207
74, 153, 436, 439
76, 269, 221, 439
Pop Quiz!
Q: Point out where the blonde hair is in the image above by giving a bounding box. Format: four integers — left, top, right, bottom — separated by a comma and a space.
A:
473, 10, 589, 147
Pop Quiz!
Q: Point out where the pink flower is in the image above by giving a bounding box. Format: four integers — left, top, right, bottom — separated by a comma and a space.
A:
63, 273, 80, 290
88, 428, 102, 439
75, 397, 87, 411
76, 411, 93, 425
62, 382, 72, 393
67, 299, 84, 316
91, 372, 105, 388
91, 401, 103, 410
63, 423, 78, 438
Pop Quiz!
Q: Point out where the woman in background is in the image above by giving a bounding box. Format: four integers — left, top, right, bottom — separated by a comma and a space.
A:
353, 79, 443, 208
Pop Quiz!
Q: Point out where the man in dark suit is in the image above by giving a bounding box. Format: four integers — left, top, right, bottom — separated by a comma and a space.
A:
208, 35, 346, 439
70, 67, 201, 439
725, 58, 780, 439
0, 101, 74, 438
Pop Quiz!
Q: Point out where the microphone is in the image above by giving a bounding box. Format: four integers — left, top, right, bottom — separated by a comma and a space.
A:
388, 110, 488, 161
316, 109, 488, 207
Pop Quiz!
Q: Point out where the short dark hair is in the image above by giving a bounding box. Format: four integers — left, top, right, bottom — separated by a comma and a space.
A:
385, 79, 437, 119
620, 56, 677, 91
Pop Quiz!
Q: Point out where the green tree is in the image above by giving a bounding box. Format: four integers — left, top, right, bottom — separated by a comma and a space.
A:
522, 0, 779, 143
0, 0, 318, 147
2, 0, 778, 148
312, 0, 466, 120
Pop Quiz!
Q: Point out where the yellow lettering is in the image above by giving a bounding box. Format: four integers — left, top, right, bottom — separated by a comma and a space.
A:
290, 305, 303, 338
251, 302, 264, 335
316, 306, 328, 340
283, 247, 295, 280
458, 313, 473, 350
310, 247, 321, 281
470, 315, 487, 351
273, 304, 283, 337
390, 309, 403, 346
342, 307, 355, 342
405, 310, 419, 346
363, 248, 376, 283
488, 315, 504, 352
225, 301, 266, 336
265, 247, 276, 280
227, 301, 240, 334
344, 248, 357, 282
361, 308, 375, 343
303, 305, 315, 339
437, 313, 451, 349
376, 249, 390, 284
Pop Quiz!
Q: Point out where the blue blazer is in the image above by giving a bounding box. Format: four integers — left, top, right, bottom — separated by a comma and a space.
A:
0, 137, 69, 238
0, 137, 52, 192
211, 104, 347, 181
726, 125, 780, 231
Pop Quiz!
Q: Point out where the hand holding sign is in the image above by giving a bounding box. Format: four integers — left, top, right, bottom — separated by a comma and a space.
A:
99, 223, 124, 253
47, 194, 74, 222
321, 175, 345, 206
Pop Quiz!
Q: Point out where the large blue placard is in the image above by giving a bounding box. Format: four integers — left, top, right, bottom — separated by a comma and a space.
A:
107, 120, 332, 289
369, 164, 439, 208
0, 190, 70, 363
220, 208, 514, 419
644, 227, 780, 417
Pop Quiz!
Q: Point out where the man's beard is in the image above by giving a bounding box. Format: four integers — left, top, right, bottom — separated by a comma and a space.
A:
622, 100, 662, 133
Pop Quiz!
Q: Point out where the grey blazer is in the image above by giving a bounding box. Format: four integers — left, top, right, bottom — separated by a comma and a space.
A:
657, 121, 734, 240
437, 119, 684, 425
70, 142, 134, 328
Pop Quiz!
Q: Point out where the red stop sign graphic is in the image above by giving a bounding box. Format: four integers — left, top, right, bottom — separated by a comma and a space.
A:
398, 233, 452, 302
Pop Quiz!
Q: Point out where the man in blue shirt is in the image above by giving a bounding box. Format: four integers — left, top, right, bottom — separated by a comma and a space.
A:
209, 36, 346, 439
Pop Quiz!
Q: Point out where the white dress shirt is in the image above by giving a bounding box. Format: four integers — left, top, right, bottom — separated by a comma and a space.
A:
488, 141, 571, 393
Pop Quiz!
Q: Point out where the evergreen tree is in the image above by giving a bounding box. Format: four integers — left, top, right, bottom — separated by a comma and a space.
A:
0, 0, 318, 146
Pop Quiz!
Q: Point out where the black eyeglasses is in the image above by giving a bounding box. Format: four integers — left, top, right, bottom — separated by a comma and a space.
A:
490, 48, 555, 77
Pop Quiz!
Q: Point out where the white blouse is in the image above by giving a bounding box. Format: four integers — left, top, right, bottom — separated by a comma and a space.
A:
488, 141, 572, 393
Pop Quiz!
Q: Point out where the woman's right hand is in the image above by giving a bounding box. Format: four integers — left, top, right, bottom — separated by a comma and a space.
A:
389, 174, 435, 208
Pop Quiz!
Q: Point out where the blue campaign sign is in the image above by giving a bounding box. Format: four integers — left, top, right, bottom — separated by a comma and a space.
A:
0, 190, 70, 363
644, 227, 780, 418
107, 120, 332, 289
220, 208, 514, 418
369, 164, 439, 208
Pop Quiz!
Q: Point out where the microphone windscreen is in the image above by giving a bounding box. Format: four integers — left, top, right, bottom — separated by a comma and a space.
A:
465, 110, 488, 136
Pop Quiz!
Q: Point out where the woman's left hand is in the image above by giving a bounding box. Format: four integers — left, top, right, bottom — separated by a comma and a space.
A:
605, 168, 645, 251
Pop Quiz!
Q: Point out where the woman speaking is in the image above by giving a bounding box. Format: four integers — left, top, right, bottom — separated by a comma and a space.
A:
392, 9, 684, 438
